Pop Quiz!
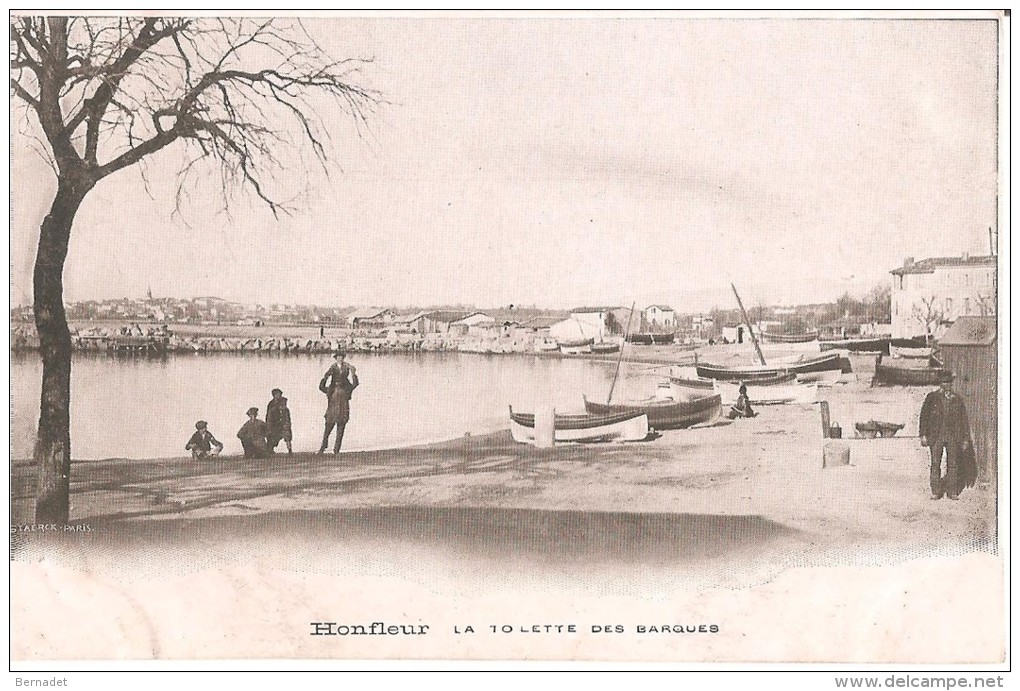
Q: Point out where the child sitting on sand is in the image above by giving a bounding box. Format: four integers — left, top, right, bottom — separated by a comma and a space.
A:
185, 420, 223, 459
728, 383, 756, 419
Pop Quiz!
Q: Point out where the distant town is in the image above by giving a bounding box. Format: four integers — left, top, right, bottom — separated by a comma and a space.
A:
10, 253, 995, 350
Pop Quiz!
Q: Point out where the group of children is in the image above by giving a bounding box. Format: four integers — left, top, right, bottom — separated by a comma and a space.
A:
185, 388, 293, 460
184, 350, 359, 460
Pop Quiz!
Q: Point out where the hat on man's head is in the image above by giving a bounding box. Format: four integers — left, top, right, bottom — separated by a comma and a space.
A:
271, 388, 283, 396
195, 420, 208, 430
246, 407, 260, 416
334, 349, 346, 357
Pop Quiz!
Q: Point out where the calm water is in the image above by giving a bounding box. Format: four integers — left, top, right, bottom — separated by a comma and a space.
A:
11, 352, 665, 460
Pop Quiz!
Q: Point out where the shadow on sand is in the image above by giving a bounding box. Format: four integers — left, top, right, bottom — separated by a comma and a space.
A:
26, 506, 802, 569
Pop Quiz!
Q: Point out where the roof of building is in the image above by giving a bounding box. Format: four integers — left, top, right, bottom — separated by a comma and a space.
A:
348, 307, 391, 320
891, 255, 996, 276
428, 310, 473, 324
391, 310, 431, 323
451, 311, 493, 323
646, 304, 674, 311
938, 316, 997, 346
522, 315, 563, 329
571, 306, 620, 314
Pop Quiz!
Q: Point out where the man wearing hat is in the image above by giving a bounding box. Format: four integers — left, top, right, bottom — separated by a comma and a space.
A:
185, 420, 223, 460
919, 374, 973, 500
237, 407, 271, 459
318, 350, 359, 454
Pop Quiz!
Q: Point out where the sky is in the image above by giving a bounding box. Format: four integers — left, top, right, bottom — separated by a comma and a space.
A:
10, 15, 1001, 313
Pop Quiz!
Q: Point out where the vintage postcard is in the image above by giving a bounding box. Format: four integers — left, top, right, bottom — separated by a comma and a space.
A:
9, 11, 1008, 667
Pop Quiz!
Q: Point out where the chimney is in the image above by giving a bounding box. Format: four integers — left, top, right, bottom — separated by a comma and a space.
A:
903, 257, 914, 267
962, 251, 969, 261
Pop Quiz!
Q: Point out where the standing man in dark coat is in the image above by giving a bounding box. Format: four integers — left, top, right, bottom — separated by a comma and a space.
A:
919, 375, 973, 500
266, 388, 293, 455
318, 351, 359, 454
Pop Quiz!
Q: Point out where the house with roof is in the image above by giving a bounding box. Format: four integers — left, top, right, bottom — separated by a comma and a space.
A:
642, 304, 676, 332
564, 306, 619, 341
890, 254, 996, 338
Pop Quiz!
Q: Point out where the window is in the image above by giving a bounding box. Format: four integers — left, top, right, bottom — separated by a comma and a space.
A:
964, 298, 971, 315
945, 297, 953, 315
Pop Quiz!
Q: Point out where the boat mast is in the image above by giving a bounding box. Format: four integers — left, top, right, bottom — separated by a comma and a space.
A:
731, 283, 767, 366
607, 301, 636, 404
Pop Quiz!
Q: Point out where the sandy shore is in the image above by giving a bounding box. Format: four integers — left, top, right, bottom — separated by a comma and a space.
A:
12, 374, 995, 582
10, 372, 1001, 662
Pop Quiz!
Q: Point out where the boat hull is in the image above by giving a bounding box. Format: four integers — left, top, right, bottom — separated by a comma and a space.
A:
714, 381, 818, 405
509, 409, 649, 443
872, 364, 951, 386
583, 393, 722, 430
626, 333, 676, 345
795, 369, 843, 386
819, 338, 890, 354
890, 345, 932, 359
761, 331, 818, 344
695, 352, 845, 380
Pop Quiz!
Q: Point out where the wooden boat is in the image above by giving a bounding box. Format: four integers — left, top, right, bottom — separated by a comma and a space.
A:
559, 343, 592, 355
872, 356, 951, 386
557, 336, 594, 352
590, 341, 620, 355
890, 345, 932, 359
695, 352, 844, 381
533, 338, 560, 353
508, 407, 648, 443
761, 330, 818, 344
583, 393, 722, 430
819, 337, 890, 354
626, 332, 676, 345
796, 369, 843, 386
714, 380, 818, 406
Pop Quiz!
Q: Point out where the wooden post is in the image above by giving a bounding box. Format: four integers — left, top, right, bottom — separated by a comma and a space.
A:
731, 283, 767, 366
820, 400, 831, 439
535, 406, 555, 448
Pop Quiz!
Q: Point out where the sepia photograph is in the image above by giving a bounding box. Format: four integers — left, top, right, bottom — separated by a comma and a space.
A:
8, 11, 1008, 669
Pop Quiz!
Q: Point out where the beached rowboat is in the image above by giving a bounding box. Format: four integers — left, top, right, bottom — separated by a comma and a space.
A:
819, 337, 890, 354
889, 345, 933, 359
872, 356, 951, 386
590, 341, 621, 355
695, 352, 845, 381
626, 333, 676, 345
509, 407, 649, 443
795, 369, 843, 386
714, 380, 818, 405
582, 393, 722, 430
760, 330, 818, 344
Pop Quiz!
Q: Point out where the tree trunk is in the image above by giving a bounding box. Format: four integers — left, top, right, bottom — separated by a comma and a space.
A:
33, 175, 91, 525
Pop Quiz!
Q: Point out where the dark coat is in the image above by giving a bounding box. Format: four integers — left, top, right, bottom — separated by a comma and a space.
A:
320, 363, 359, 424
186, 429, 222, 452
266, 397, 292, 440
919, 390, 972, 444
237, 418, 270, 457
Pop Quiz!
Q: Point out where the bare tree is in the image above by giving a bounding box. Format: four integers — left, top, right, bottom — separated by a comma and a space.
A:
974, 293, 996, 317
912, 295, 945, 342
10, 16, 382, 523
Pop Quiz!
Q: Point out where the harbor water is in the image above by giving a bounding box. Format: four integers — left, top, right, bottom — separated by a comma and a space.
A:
10, 352, 666, 461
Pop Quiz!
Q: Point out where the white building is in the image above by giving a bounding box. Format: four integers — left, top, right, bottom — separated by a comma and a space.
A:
550, 307, 613, 342
890, 255, 996, 339
643, 305, 676, 332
